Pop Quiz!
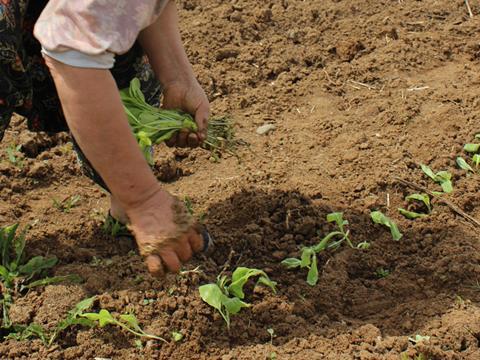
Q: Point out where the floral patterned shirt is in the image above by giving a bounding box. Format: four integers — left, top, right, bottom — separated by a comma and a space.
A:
33, 0, 168, 69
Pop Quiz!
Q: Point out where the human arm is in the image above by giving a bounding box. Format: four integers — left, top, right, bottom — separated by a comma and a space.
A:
44, 56, 203, 275
139, 0, 210, 147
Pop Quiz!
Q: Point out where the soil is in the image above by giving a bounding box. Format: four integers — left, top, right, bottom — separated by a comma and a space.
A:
1, 0, 480, 359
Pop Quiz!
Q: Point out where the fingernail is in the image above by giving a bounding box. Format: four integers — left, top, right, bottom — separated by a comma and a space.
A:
201, 229, 214, 252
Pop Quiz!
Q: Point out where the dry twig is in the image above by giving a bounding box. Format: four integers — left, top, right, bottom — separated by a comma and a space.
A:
465, 0, 474, 18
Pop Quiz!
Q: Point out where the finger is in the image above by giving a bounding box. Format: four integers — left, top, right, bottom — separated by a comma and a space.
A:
195, 103, 210, 142
158, 248, 182, 273
145, 255, 165, 277
187, 133, 199, 148
188, 227, 204, 253
166, 133, 178, 147
177, 130, 189, 148
175, 237, 193, 262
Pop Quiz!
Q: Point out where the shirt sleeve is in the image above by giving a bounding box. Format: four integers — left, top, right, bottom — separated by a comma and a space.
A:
33, 0, 168, 69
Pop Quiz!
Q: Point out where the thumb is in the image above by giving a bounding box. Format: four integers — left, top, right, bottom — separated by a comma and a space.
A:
195, 102, 209, 142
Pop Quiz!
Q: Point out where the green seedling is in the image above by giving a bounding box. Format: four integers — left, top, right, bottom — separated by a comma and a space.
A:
398, 208, 426, 219
456, 157, 474, 173
464, 143, 480, 153
171, 331, 184, 342
48, 297, 96, 345
81, 309, 166, 342
356, 241, 371, 250
267, 328, 275, 345
6, 323, 47, 344
408, 334, 430, 344
370, 211, 402, 241
52, 195, 81, 213
473, 154, 480, 167
420, 164, 453, 193
5, 144, 23, 168
399, 193, 431, 219
375, 268, 390, 278
199, 267, 277, 328
282, 212, 353, 286
0, 224, 80, 328
102, 215, 130, 237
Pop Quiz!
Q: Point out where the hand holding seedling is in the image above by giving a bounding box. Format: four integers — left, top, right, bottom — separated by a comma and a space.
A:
125, 188, 204, 276
162, 78, 210, 148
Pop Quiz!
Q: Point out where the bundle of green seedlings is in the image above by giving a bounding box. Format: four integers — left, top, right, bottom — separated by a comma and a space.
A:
199, 267, 277, 328
120, 78, 237, 164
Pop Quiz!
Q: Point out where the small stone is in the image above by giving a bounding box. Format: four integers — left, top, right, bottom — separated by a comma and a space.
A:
272, 250, 286, 260
256, 124, 276, 135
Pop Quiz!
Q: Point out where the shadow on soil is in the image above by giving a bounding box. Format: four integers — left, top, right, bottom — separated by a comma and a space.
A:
24, 187, 480, 350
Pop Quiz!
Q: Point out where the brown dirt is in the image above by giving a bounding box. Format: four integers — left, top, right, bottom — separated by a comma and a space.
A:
1, 0, 480, 359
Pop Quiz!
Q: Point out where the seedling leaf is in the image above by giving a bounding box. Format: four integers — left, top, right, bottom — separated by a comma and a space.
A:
172, 331, 184, 342
222, 295, 249, 315
370, 211, 402, 241
398, 208, 426, 219
18, 256, 57, 278
199, 284, 223, 311
406, 193, 431, 212
25, 274, 82, 289
326, 212, 348, 232
473, 154, 480, 167
281, 258, 302, 269
457, 157, 474, 172
306, 256, 319, 286
464, 143, 480, 153
420, 164, 436, 180
300, 248, 314, 268
313, 231, 343, 252
229, 267, 275, 299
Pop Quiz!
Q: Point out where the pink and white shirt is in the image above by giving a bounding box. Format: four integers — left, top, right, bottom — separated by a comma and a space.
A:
34, 0, 169, 69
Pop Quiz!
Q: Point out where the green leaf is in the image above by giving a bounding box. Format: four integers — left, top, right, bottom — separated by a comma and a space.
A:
199, 284, 223, 311
300, 248, 314, 267
221, 295, 250, 315
256, 275, 277, 293
119, 314, 143, 332
281, 258, 302, 269
405, 193, 431, 212
370, 211, 403, 241
82, 309, 115, 327
464, 143, 480, 153
326, 212, 348, 232
25, 274, 82, 289
171, 331, 184, 342
306, 256, 319, 286
420, 164, 436, 180
229, 267, 267, 299
457, 157, 474, 172
313, 231, 343, 252
473, 154, 480, 167
18, 256, 57, 277
440, 179, 453, 193
398, 208, 427, 219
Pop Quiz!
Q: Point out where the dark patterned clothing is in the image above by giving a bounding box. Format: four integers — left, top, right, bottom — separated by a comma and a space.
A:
0, 0, 161, 190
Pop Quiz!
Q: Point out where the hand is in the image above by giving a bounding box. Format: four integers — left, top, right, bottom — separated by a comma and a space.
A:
162, 77, 210, 148
125, 186, 204, 276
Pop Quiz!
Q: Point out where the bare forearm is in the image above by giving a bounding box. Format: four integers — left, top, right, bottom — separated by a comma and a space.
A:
139, 0, 194, 86
45, 56, 159, 208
